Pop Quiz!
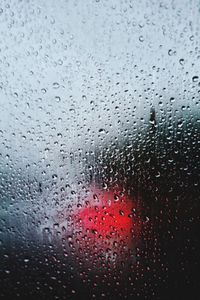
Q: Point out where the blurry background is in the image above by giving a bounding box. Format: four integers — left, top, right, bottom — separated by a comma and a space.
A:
0, 0, 200, 299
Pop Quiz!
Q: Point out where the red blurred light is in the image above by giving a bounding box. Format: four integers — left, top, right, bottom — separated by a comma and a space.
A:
70, 188, 142, 269
77, 191, 138, 241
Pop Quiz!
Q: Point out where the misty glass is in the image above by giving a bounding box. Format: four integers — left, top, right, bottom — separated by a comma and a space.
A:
0, 1, 200, 299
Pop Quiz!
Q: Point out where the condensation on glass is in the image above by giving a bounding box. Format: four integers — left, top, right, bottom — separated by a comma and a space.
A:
0, 1, 199, 299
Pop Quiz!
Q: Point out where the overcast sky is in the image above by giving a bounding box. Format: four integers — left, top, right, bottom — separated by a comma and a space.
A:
0, 0, 199, 175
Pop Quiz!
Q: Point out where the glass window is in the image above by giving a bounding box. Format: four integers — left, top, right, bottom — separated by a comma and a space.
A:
0, 1, 199, 299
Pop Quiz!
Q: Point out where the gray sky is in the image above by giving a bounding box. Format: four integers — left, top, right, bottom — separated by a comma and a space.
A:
0, 0, 199, 175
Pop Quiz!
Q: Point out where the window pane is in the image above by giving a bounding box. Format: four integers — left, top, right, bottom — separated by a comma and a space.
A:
0, 1, 199, 299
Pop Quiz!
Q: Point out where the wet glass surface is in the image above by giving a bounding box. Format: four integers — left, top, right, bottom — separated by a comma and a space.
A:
0, 1, 200, 299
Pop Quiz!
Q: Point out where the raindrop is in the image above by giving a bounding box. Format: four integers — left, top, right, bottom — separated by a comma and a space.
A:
139, 36, 144, 42
192, 76, 199, 83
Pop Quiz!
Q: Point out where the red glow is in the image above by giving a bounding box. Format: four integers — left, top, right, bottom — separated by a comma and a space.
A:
76, 190, 140, 242
70, 188, 142, 268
